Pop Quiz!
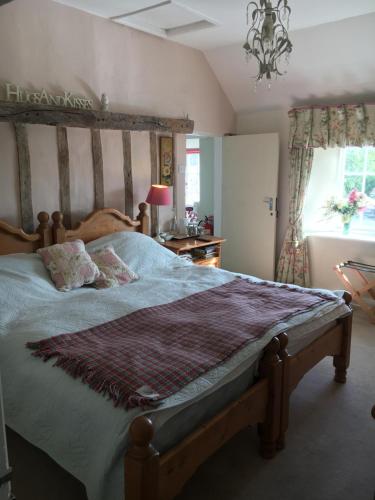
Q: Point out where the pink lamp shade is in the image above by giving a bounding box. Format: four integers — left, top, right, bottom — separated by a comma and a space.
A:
146, 184, 171, 206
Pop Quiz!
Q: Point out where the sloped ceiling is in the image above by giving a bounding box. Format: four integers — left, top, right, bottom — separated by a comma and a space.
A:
205, 13, 375, 114
53, 0, 375, 114
54, 0, 375, 50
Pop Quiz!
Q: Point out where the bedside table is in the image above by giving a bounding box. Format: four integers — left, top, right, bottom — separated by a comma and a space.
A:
162, 236, 226, 268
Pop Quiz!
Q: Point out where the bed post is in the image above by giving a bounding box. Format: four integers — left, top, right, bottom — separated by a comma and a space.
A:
333, 297, 352, 383
36, 211, 52, 247
136, 203, 149, 235
125, 416, 159, 500
51, 211, 66, 244
258, 336, 282, 459
276, 332, 290, 450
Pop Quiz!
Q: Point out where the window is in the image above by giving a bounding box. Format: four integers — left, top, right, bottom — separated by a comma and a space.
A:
304, 147, 375, 238
342, 147, 375, 234
344, 148, 375, 196
185, 137, 200, 209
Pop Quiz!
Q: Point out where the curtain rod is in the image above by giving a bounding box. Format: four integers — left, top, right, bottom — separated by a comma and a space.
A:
289, 102, 375, 113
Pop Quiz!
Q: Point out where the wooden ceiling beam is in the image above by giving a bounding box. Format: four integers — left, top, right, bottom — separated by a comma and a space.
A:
0, 102, 194, 133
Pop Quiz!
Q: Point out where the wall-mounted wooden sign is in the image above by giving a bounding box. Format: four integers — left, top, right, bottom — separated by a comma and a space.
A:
4, 83, 93, 110
0, 102, 194, 133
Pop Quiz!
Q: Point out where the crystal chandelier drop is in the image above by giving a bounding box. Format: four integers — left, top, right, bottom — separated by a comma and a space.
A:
243, 0, 293, 87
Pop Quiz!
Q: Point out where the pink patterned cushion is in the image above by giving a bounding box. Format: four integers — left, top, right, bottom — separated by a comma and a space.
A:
37, 240, 100, 292
89, 246, 138, 289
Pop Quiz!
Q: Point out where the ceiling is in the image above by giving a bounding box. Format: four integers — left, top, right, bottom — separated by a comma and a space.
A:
53, 0, 375, 115
54, 0, 375, 51
206, 12, 375, 114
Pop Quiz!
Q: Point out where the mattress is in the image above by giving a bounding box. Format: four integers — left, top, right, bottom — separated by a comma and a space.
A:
0, 231, 350, 500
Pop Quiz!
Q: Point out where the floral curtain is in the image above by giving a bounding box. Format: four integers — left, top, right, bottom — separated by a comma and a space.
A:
276, 103, 375, 287
288, 104, 375, 149
276, 147, 314, 287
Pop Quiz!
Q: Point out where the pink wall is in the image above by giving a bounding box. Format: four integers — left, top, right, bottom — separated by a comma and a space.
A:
0, 0, 234, 227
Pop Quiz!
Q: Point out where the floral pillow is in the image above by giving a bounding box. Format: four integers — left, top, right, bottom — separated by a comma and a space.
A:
37, 240, 100, 292
89, 246, 138, 289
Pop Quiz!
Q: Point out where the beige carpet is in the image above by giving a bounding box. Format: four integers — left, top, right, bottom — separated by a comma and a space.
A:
8, 310, 375, 500
178, 309, 375, 500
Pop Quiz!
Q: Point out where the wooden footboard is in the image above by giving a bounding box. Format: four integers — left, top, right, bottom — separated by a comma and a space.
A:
124, 335, 283, 500
277, 293, 353, 449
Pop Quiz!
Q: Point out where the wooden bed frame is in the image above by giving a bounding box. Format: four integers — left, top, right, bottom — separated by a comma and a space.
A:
0, 211, 51, 256
0, 208, 353, 500
51, 203, 149, 244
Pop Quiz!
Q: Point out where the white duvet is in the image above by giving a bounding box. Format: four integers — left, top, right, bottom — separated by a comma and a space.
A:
0, 232, 350, 500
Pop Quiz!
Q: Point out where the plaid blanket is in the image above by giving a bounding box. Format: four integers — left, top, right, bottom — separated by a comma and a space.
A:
27, 279, 337, 409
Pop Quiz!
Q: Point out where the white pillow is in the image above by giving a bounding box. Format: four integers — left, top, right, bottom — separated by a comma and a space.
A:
85, 231, 182, 274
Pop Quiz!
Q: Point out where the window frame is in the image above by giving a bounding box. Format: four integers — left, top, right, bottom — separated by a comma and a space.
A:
185, 146, 200, 209
303, 146, 375, 241
342, 146, 375, 196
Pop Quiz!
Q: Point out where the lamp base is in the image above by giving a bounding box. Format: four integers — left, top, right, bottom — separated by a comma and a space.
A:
154, 233, 165, 243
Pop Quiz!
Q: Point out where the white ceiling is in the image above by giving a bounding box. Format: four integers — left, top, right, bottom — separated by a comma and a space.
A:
206, 12, 375, 113
55, 0, 375, 50
53, 0, 375, 115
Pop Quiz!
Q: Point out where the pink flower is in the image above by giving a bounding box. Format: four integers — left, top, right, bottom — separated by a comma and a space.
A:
348, 189, 360, 204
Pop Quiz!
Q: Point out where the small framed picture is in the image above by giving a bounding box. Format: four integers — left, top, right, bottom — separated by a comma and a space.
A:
160, 136, 173, 186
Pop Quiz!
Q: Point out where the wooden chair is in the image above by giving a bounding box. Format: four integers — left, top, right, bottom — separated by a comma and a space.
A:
334, 261, 375, 323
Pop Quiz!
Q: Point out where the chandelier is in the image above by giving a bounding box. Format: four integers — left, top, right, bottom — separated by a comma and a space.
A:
243, 0, 293, 87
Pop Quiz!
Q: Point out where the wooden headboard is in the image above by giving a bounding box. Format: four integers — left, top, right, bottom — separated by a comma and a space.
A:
52, 204, 149, 244
0, 212, 51, 256
2, 102, 193, 236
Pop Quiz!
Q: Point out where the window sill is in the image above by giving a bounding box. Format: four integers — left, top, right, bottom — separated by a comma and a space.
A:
305, 231, 375, 243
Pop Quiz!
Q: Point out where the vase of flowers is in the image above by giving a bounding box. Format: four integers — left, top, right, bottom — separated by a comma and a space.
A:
324, 189, 368, 234
341, 214, 351, 235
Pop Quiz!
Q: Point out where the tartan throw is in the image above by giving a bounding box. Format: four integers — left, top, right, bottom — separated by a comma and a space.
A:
27, 279, 337, 409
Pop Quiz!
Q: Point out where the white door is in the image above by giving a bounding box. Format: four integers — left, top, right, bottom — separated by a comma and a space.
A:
221, 133, 279, 280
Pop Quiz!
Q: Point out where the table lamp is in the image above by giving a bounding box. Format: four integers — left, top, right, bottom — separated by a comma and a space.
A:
146, 184, 172, 243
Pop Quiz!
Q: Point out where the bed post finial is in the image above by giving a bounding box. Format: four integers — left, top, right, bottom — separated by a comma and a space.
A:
36, 211, 52, 247
258, 336, 282, 459
125, 416, 159, 500
52, 211, 66, 244
342, 291, 352, 306
137, 202, 149, 235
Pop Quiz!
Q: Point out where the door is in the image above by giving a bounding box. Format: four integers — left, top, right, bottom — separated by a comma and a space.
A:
221, 133, 279, 280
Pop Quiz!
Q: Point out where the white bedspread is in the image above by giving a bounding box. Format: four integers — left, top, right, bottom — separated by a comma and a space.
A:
0, 232, 350, 500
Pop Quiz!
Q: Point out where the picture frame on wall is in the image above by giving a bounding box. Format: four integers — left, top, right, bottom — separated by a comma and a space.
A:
160, 136, 173, 186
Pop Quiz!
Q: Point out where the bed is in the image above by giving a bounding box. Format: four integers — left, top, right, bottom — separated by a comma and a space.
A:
0, 206, 352, 500
0, 211, 51, 255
